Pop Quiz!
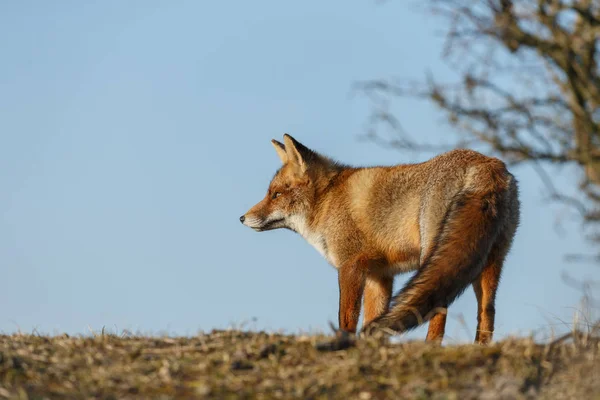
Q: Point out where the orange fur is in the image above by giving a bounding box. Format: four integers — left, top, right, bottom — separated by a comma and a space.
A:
363, 274, 394, 326
425, 311, 447, 343
338, 258, 368, 333
241, 134, 520, 344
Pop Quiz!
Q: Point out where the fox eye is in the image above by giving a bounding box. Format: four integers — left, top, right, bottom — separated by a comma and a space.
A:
272, 192, 282, 199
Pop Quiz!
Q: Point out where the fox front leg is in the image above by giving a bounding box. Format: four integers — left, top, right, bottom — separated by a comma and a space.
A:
337, 261, 367, 333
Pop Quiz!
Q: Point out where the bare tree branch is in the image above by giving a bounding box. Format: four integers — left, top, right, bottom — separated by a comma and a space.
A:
360, 0, 600, 247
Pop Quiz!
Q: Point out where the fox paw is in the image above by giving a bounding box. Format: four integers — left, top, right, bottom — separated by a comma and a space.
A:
315, 333, 355, 352
314, 322, 356, 352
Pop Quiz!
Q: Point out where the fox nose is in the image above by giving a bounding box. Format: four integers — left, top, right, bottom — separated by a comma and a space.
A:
239, 215, 245, 224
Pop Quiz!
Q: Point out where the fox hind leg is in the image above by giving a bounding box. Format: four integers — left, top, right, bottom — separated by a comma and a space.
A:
472, 218, 516, 344
472, 257, 502, 345
425, 308, 448, 343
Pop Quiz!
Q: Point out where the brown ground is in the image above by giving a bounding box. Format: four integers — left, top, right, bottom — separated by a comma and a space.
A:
0, 330, 598, 399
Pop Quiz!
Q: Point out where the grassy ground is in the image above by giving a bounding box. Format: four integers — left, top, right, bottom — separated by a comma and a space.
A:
0, 330, 598, 399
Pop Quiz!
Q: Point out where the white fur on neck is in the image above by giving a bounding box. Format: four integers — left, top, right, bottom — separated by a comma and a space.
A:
287, 214, 335, 267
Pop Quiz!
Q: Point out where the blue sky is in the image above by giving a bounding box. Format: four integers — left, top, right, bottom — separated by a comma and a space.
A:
1, 1, 597, 342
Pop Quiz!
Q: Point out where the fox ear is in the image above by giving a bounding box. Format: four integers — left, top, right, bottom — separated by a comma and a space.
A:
271, 139, 288, 164
283, 133, 308, 173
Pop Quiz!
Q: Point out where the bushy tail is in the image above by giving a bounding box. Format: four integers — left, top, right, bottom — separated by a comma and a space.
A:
365, 185, 508, 335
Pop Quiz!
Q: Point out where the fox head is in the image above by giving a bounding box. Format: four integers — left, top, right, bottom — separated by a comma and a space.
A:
240, 134, 337, 233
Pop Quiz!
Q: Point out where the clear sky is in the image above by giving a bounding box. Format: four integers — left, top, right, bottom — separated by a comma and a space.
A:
1, 1, 597, 342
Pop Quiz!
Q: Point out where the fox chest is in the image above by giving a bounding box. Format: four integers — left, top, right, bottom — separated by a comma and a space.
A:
288, 216, 336, 266
304, 233, 333, 265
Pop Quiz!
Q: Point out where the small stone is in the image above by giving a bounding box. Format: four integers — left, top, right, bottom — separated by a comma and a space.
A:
230, 360, 253, 371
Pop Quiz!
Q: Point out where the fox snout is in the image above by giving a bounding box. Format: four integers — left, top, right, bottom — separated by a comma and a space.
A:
239, 211, 265, 231
240, 208, 287, 232
240, 214, 258, 230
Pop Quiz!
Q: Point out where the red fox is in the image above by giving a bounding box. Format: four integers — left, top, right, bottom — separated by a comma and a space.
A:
240, 134, 519, 344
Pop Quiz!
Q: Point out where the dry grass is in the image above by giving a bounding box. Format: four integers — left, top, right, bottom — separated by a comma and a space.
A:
0, 330, 598, 399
